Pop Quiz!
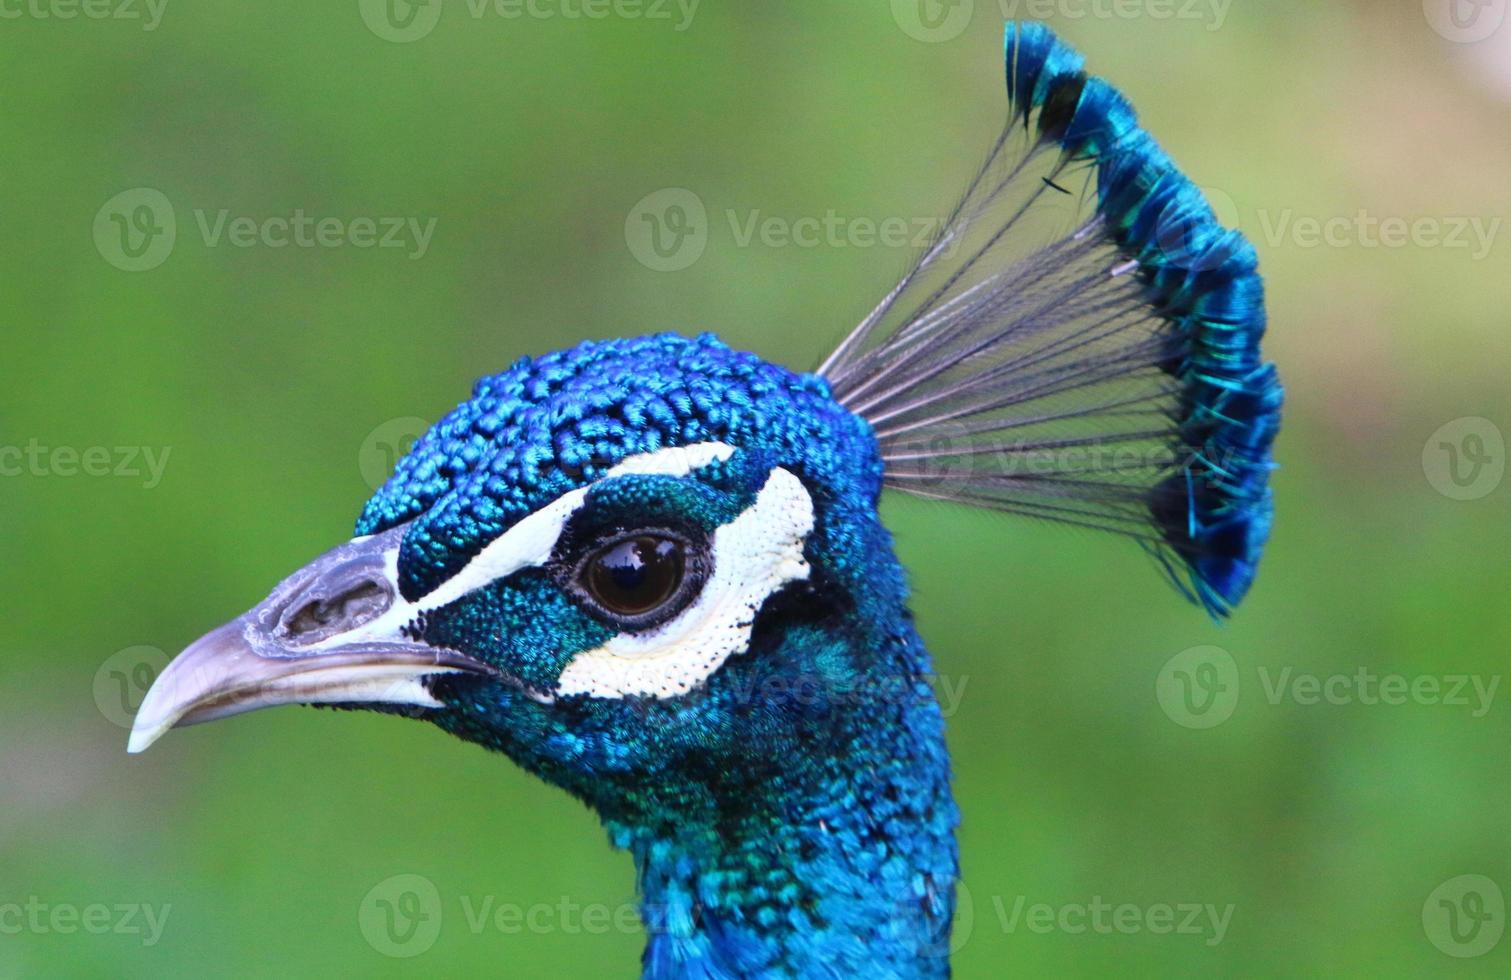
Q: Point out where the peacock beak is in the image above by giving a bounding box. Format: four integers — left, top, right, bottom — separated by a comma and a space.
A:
128, 526, 498, 754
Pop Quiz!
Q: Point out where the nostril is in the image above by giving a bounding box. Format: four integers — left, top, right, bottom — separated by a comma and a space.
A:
280, 579, 391, 644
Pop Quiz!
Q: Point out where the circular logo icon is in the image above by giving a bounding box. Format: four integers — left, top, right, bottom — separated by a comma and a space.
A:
1153, 185, 1242, 273
359, 874, 443, 957
891, 0, 973, 43
904, 875, 972, 961
1200, 186, 1243, 234
93, 645, 171, 730
625, 188, 708, 272
1423, 875, 1504, 957
359, 416, 430, 491
1156, 646, 1240, 729
881, 419, 978, 502
1423, 0, 1508, 43
1423, 417, 1505, 501
359, 0, 444, 43
94, 188, 176, 272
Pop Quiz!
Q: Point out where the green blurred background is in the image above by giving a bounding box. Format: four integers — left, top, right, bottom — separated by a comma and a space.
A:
4, 1, 1509, 976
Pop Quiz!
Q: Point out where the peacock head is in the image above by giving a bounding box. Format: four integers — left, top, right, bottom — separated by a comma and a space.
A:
130, 21, 1284, 850
129, 333, 919, 818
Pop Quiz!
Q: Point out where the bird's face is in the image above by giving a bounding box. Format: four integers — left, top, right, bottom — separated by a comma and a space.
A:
133, 334, 903, 819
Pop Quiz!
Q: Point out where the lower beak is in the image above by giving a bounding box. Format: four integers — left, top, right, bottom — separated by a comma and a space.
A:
128, 526, 498, 754
127, 618, 494, 753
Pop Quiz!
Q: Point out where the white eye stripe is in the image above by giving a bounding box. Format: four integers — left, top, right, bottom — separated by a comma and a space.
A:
555, 466, 815, 700
306, 442, 736, 653
426, 441, 736, 609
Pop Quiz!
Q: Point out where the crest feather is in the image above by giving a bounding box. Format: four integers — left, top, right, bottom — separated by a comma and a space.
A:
818, 22, 1282, 617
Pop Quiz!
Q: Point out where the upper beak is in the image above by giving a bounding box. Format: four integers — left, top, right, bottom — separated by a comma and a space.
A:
128, 525, 498, 754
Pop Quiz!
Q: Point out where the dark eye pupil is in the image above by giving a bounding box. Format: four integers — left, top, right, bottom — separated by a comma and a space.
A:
585, 536, 684, 616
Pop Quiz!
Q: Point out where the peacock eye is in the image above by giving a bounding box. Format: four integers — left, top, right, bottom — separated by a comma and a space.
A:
580, 534, 687, 619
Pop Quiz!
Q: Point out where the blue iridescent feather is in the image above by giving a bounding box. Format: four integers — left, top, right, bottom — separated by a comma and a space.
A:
821, 21, 1282, 617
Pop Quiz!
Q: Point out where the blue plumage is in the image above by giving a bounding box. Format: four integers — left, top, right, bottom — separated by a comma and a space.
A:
130, 23, 1280, 978
362, 333, 958, 975
824, 22, 1281, 618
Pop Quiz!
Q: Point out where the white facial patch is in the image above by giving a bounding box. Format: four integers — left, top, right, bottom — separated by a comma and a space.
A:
305, 440, 812, 701
554, 466, 814, 699
303, 442, 737, 657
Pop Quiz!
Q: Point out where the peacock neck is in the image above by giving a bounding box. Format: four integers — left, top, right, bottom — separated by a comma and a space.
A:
608, 627, 960, 978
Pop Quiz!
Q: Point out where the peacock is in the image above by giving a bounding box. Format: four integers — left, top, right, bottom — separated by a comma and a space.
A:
130, 23, 1280, 978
